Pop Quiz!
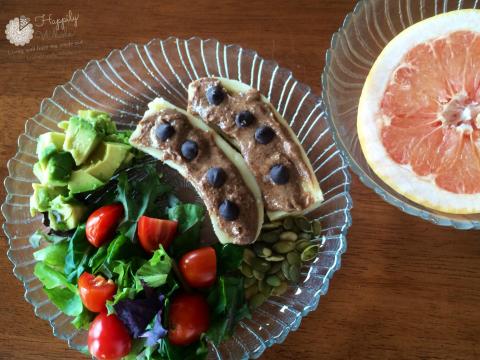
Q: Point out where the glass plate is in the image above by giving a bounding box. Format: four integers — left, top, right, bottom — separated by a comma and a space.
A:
2, 37, 352, 359
322, 0, 480, 230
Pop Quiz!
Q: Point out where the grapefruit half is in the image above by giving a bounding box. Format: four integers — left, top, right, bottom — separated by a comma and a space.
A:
358, 9, 480, 214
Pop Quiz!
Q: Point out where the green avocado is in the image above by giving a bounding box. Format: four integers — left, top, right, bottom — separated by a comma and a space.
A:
82, 142, 131, 182
67, 169, 104, 194
48, 195, 86, 231
33, 151, 75, 186
29, 184, 68, 216
37, 132, 65, 166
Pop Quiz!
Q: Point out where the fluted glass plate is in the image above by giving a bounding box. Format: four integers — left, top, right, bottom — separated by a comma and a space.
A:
2, 37, 352, 359
323, 0, 480, 230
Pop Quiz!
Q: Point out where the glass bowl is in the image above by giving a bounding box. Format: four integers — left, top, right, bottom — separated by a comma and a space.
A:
2, 37, 352, 359
322, 0, 480, 230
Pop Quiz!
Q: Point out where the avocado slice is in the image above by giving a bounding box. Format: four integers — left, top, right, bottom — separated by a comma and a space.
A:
82, 142, 131, 182
48, 195, 86, 231
63, 116, 103, 166
37, 132, 65, 166
33, 151, 75, 186
29, 184, 68, 216
68, 169, 104, 194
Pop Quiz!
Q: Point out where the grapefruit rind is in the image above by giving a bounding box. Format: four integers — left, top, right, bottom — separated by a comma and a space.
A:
358, 9, 480, 214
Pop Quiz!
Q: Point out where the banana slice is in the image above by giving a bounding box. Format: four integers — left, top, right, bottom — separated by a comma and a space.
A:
129, 98, 263, 245
187, 77, 323, 220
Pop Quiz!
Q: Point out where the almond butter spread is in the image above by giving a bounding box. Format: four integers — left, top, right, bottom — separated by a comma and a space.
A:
188, 78, 314, 212
132, 108, 259, 244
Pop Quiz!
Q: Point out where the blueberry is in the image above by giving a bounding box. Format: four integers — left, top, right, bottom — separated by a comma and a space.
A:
206, 167, 227, 188
235, 111, 255, 128
156, 123, 175, 141
270, 164, 289, 185
206, 85, 225, 105
255, 126, 275, 144
181, 140, 198, 161
219, 200, 239, 221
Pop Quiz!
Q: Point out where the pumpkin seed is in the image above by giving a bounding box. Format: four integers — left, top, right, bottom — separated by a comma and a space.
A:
253, 243, 272, 258
282, 217, 294, 230
266, 275, 281, 287
313, 220, 322, 235
267, 262, 282, 274
253, 269, 265, 280
279, 231, 298, 242
245, 284, 258, 300
262, 221, 282, 230
240, 263, 253, 278
243, 248, 255, 266
259, 280, 273, 296
298, 232, 312, 240
287, 251, 301, 266
301, 244, 320, 262
265, 255, 285, 262
249, 293, 266, 309
295, 239, 311, 252
294, 216, 312, 233
244, 276, 257, 288
251, 258, 271, 272
289, 264, 301, 283
259, 229, 281, 244
281, 260, 291, 280
273, 241, 296, 254
271, 281, 288, 296
277, 271, 287, 281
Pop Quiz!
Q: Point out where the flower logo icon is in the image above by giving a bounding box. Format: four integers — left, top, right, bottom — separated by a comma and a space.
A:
5, 15, 34, 46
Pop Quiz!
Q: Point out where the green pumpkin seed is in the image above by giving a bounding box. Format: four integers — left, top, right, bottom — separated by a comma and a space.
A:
251, 258, 271, 272
244, 276, 257, 288
262, 221, 282, 230
279, 231, 298, 242
313, 220, 322, 235
259, 229, 281, 244
281, 260, 291, 280
243, 248, 255, 266
273, 241, 296, 254
267, 262, 282, 274
298, 232, 312, 240
253, 269, 265, 280
266, 275, 281, 287
287, 251, 301, 266
258, 280, 273, 296
240, 263, 253, 278
295, 239, 311, 252
249, 293, 266, 309
289, 264, 301, 283
294, 216, 312, 233
282, 217, 294, 230
265, 255, 285, 262
253, 243, 272, 258
301, 244, 320, 262
271, 281, 288, 296
245, 284, 259, 300
277, 271, 287, 281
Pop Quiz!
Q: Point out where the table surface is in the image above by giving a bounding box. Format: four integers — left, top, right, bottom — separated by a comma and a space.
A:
1, 1, 480, 359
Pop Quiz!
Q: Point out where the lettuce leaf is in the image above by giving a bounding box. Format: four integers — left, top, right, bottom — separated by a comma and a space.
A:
167, 203, 205, 258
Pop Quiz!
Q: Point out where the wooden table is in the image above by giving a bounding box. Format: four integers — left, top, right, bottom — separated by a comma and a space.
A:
1, 1, 479, 359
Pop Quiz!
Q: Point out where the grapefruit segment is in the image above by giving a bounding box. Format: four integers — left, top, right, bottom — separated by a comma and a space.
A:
358, 9, 480, 214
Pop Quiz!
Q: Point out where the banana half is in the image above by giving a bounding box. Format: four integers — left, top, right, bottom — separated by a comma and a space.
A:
129, 98, 264, 245
187, 77, 323, 220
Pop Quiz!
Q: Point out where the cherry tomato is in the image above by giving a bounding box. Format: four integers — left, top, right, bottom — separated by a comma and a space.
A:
168, 292, 210, 346
88, 311, 132, 360
78, 272, 117, 313
137, 216, 178, 253
179, 246, 217, 288
86, 204, 124, 247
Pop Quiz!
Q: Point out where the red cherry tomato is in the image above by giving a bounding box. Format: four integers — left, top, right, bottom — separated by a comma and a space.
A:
179, 246, 217, 288
168, 292, 210, 346
78, 272, 117, 313
86, 204, 124, 247
88, 311, 132, 360
137, 216, 178, 253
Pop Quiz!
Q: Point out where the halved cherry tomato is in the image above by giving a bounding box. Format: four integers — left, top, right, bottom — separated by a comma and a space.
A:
137, 216, 178, 253
168, 292, 210, 346
88, 311, 132, 360
179, 246, 217, 288
78, 272, 117, 313
86, 203, 124, 248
